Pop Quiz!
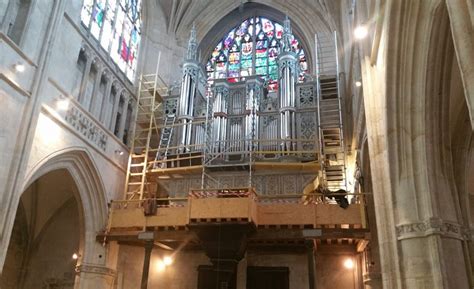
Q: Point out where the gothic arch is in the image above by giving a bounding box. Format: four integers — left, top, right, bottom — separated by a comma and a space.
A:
197, 2, 317, 74
21, 147, 108, 265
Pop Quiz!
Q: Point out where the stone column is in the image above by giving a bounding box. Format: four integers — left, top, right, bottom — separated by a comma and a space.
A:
88, 61, 105, 115
78, 45, 93, 104
117, 93, 130, 140
125, 100, 136, 145
74, 263, 116, 289
108, 85, 123, 131
358, 1, 471, 288
99, 72, 114, 124
74, 241, 119, 289
445, 0, 474, 129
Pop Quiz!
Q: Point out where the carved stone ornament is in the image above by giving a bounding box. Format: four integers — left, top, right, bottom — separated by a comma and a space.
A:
65, 105, 108, 151
75, 263, 117, 277
396, 217, 465, 240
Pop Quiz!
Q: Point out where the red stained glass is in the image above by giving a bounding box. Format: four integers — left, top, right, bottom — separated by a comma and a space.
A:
205, 16, 308, 92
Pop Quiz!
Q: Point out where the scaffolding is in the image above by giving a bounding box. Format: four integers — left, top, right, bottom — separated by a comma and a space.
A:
315, 31, 347, 191
123, 52, 168, 200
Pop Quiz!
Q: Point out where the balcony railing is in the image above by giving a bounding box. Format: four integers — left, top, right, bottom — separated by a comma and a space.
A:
107, 189, 367, 231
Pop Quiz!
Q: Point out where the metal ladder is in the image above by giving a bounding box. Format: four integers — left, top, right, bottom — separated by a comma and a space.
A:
316, 32, 347, 191
123, 52, 166, 200
201, 90, 220, 190
154, 115, 176, 168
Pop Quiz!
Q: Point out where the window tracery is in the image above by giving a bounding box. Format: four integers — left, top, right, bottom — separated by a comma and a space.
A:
80, 0, 142, 80
206, 16, 308, 91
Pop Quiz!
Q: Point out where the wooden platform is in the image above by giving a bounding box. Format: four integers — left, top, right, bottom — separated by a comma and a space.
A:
107, 190, 366, 232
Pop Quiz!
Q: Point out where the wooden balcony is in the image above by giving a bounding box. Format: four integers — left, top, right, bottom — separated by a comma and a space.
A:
107, 188, 366, 231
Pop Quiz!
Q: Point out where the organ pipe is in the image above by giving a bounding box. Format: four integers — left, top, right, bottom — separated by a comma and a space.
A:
177, 24, 204, 152
278, 16, 299, 152
212, 81, 229, 152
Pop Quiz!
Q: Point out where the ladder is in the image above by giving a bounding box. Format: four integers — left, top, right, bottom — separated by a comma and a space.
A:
315, 32, 347, 191
123, 52, 166, 200
154, 115, 176, 168
201, 90, 219, 190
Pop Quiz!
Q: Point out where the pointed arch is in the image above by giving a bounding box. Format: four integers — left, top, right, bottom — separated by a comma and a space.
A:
21, 147, 108, 264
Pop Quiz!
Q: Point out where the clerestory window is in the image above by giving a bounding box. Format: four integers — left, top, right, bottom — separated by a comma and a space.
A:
80, 0, 142, 81
206, 16, 308, 92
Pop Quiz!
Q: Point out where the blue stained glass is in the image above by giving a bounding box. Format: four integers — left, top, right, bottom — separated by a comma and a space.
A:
236, 20, 249, 36
269, 68, 277, 78
206, 16, 308, 91
224, 29, 235, 49
255, 23, 262, 35
256, 66, 266, 75
241, 59, 252, 69
81, 0, 142, 80
256, 57, 266, 66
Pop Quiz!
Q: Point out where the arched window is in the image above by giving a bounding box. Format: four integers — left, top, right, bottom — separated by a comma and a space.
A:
80, 0, 142, 80
206, 16, 308, 92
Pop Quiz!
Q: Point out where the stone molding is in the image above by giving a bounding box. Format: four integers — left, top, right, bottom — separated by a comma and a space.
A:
363, 272, 382, 284
396, 218, 465, 240
76, 263, 117, 277
65, 105, 108, 151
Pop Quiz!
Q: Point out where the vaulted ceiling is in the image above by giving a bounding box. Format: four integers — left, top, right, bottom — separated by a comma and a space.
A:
153, 0, 346, 42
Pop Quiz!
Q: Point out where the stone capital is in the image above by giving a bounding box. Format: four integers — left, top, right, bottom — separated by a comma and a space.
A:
80, 43, 92, 59
92, 57, 103, 71
75, 263, 116, 277
102, 69, 112, 82
396, 217, 464, 240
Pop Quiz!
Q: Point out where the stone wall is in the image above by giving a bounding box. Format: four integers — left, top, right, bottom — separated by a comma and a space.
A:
116, 245, 361, 289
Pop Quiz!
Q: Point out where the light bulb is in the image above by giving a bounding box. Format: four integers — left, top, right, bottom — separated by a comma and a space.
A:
156, 260, 166, 272
14, 63, 25, 72
344, 258, 354, 269
72, 253, 79, 260
355, 81, 362, 87
354, 26, 368, 39
163, 256, 173, 266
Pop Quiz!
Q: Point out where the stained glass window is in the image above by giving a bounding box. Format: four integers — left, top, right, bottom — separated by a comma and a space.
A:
81, 0, 142, 81
207, 16, 308, 91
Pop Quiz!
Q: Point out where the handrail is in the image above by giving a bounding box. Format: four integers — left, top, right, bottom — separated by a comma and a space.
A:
110, 192, 372, 208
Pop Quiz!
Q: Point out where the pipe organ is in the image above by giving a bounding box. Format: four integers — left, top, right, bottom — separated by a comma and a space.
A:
166, 79, 318, 163
163, 18, 319, 169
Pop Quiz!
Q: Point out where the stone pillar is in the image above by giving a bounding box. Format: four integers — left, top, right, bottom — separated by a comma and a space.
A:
88, 61, 105, 114
125, 100, 137, 145
357, 1, 471, 288
78, 45, 93, 104
445, 0, 474, 129
74, 241, 119, 289
74, 263, 116, 289
98, 70, 113, 123
117, 94, 130, 140
108, 85, 123, 131
363, 272, 382, 289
